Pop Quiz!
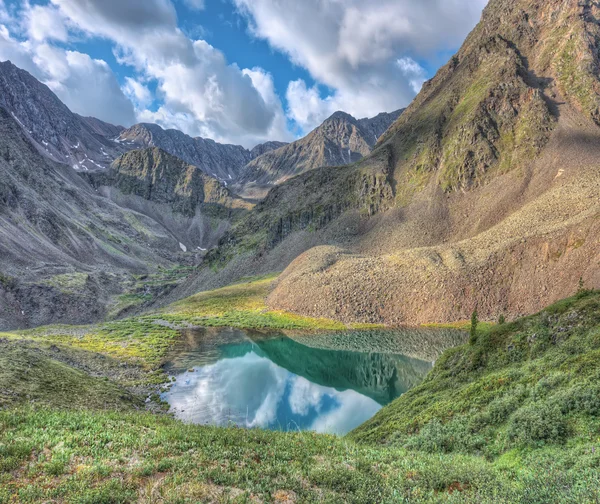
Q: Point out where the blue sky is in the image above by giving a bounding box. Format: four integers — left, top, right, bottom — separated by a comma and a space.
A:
0, 0, 488, 147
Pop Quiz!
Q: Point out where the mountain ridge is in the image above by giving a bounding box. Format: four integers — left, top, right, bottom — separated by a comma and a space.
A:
236, 108, 403, 198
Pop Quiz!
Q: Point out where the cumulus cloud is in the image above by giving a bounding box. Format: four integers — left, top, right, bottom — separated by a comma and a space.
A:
50, 0, 291, 146
235, 0, 487, 131
0, 18, 136, 127
46, 50, 136, 125
25, 3, 68, 42
123, 76, 152, 109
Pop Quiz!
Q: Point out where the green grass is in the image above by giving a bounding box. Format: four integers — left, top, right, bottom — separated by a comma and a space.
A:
0, 341, 141, 410
1, 408, 599, 503
4, 289, 600, 502
352, 291, 600, 457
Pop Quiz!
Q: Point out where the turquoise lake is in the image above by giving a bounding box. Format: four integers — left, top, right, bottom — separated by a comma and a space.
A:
161, 327, 464, 435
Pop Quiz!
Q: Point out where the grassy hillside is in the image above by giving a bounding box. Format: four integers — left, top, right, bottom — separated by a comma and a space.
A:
352, 290, 600, 454
1, 291, 599, 502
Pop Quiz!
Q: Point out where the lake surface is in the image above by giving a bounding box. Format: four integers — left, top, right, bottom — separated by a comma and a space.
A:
162, 327, 464, 435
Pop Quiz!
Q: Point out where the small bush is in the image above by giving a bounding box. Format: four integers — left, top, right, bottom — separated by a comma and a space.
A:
470, 309, 479, 345
507, 403, 568, 446
406, 418, 486, 454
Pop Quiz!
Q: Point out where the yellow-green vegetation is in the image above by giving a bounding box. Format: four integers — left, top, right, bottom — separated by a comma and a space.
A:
17, 275, 372, 385
160, 274, 350, 331
1, 291, 600, 502
41, 273, 89, 294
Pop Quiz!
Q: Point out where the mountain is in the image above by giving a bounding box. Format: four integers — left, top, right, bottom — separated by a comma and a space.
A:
0, 106, 189, 329
236, 109, 403, 198
0, 60, 127, 170
170, 0, 600, 325
249, 141, 289, 159
116, 124, 287, 184
0, 60, 287, 186
98, 147, 251, 218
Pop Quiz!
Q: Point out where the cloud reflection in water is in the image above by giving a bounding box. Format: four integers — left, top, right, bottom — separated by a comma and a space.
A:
164, 351, 381, 435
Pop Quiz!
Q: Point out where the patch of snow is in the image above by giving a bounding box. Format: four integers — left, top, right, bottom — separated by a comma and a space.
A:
197, 247, 207, 251
42, 140, 49, 146
11, 112, 25, 128
228, 174, 232, 179
179, 242, 187, 252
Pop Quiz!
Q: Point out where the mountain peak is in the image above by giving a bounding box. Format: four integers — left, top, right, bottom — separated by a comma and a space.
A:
236, 108, 403, 196
326, 111, 357, 122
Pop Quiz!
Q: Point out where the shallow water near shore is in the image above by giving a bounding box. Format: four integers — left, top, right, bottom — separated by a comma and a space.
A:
161, 327, 464, 435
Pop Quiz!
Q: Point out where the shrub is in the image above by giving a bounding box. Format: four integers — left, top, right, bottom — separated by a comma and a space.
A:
507, 403, 568, 446
470, 309, 479, 345
406, 418, 486, 454
498, 314, 506, 325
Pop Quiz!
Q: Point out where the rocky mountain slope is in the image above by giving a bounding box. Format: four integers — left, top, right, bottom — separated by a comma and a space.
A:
96, 147, 251, 218
235, 109, 402, 198
169, 0, 600, 325
0, 60, 128, 170
0, 106, 200, 329
116, 123, 287, 184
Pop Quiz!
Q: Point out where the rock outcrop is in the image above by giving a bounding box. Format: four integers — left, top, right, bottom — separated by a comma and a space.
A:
101, 147, 251, 217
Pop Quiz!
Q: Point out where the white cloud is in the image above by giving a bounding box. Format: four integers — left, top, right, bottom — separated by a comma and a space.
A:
397, 57, 427, 94
25, 4, 68, 42
45, 50, 136, 125
50, 0, 289, 147
235, 0, 488, 132
123, 76, 152, 109
0, 24, 136, 126
183, 0, 205, 11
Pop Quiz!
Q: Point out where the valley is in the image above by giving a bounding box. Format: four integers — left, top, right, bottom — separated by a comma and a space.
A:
1, 0, 600, 501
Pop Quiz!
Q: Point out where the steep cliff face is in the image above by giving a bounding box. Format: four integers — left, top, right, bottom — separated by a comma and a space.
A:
0, 60, 127, 170
103, 148, 250, 218
236, 109, 402, 197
